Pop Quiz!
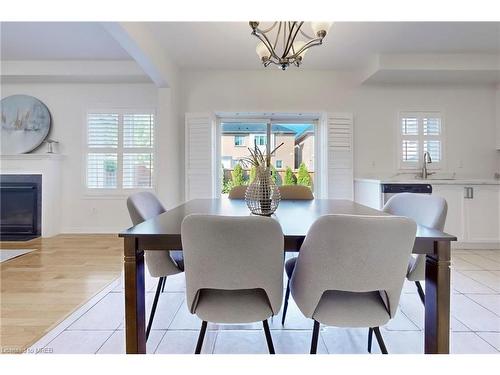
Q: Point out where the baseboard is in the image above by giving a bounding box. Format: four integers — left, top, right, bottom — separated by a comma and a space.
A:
452, 242, 500, 250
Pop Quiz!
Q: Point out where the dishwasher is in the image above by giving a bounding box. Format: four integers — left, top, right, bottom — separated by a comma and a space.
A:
381, 183, 433, 206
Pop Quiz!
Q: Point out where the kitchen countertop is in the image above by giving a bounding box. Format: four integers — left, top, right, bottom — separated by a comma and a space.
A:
355, 176, 500, 185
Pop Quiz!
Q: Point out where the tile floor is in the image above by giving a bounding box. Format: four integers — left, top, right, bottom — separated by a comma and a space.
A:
29, 249, 500, 354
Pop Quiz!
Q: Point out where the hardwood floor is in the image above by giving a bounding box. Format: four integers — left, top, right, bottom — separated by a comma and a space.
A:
0, 234, 123, 353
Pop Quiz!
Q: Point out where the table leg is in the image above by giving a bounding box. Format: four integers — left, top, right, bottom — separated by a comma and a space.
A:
424, 240, 451, 354
124, 237, 146, 354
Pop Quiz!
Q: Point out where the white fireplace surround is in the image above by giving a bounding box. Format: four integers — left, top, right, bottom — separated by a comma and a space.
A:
0, 154, 64, 237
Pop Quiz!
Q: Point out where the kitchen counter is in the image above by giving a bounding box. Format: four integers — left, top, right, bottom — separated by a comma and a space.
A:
354, 176, 500, 249
354, 176, 500, 185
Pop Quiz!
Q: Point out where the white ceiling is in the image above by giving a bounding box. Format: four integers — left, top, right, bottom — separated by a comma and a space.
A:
0, 22, 131, 60
1, 22, 499, 71
146, 22, 500, 70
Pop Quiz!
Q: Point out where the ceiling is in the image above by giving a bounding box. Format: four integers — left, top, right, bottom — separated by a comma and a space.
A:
1, 22, 499, 71
146, 22, 500, 70
0, 22, 131, 60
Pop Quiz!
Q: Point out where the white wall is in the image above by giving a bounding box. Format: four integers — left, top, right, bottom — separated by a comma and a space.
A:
1, 83, 160, 232
180, 70, 499, 198
2, 70, 498, 233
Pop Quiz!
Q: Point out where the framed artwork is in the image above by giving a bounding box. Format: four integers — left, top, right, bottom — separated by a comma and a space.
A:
1, 95, 52, 154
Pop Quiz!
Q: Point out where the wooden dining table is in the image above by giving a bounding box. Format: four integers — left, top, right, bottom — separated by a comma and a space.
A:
119, 198, 457, 354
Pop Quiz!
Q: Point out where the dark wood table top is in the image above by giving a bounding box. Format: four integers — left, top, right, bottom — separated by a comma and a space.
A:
120, 198, 457, 243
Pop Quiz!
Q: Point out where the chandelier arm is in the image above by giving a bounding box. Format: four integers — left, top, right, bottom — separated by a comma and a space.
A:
281, 21, 290, 59
259, 22, 278, 34
282, 21, 293, 58
283, 21, 304, 57
289, 38, 323, 58
299, 28, 316, 40
273, 22, 282, 51
254, 32, 281, 61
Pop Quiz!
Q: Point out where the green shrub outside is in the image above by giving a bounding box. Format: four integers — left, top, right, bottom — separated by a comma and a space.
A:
283, 167, 297, 185
297, 162, 312, 187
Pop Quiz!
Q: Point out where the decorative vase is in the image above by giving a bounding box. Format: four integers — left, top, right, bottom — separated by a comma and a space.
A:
245, 166, 281, 216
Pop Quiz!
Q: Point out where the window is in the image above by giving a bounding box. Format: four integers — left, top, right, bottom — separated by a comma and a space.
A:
220, 120, 315, 195
234, 135, 245, 146
254, 135, 267, 146
86, 111, 155, 191
399, 112, 443, 169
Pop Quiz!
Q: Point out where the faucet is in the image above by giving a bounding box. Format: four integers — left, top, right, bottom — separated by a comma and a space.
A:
420, 151, 434, 179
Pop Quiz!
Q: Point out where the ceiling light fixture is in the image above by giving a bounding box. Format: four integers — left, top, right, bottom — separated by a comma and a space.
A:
249, 21, 332, 70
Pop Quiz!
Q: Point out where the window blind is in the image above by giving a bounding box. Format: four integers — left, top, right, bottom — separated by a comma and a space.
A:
87, 114, 119, 148
86, 111, 155, 190
124, 114, 154, 148
87, 153, 118, 189
399, 112, 443, 169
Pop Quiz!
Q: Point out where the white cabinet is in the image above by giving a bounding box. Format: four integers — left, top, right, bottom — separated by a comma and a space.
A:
433, 184, 500, 247
432, 185, 465, 242
464, 185, 500, 243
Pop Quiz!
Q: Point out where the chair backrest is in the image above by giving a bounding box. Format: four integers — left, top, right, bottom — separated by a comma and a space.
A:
383, 193, 447, 231
228, 185, 247, 199
279, 185, 314, 200
290, 214, 417, 318
127, 191, 166, 225
181, 214, 284, 315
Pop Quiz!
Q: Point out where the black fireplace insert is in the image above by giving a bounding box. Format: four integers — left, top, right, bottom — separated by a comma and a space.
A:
0, 174, 42, 241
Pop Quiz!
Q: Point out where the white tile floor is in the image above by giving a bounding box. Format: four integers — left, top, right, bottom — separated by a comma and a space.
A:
28, 249, 500, 354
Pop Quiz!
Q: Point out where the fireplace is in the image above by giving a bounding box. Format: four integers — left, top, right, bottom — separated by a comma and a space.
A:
0, 174, 42, 241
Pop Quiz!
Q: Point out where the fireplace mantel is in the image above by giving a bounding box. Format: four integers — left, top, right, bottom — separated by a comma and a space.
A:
0, 154, 65, 161
0, 154, 65, 237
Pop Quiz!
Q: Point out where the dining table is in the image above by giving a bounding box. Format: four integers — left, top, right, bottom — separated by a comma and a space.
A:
119, 198, 457, 354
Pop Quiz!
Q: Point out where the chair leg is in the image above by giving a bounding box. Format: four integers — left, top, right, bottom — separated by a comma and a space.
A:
415, 281, 425, 305
262, 320, 275, 354
195, 321, 208, 354
146, 276, 164, 341
161, 276, 166, 293
373, 327, 388, 354
310, 320, 320, 354
367, 327, 373, 353
282, 279, 291, 325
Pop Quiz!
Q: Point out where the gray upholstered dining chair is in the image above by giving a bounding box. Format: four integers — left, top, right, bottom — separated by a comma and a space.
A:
227, 185, 247, 199
126, 192, 184, 341
382, 193, 447, 304
279, 185, 314, 200
288, 214, 417, 354
181, 214, 284, 354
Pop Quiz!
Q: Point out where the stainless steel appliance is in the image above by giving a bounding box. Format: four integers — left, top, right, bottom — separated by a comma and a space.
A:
382, 183, 432, 206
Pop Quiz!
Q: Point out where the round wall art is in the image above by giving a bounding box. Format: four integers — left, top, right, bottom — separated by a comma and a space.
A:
1, 95, 52, 154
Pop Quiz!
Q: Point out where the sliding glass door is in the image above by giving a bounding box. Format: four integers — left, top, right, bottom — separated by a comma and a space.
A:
219, 120, 315, 195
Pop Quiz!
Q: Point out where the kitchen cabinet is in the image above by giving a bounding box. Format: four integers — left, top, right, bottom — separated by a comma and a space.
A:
431, 185, 465, 242
464, 185, 500, 243
433, 184, 500, 247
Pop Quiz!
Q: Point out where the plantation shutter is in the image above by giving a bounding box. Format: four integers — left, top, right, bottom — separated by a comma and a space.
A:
86, 113, 119, 188
185, 113, 214, 200
122, 113, 155, 189
327, 113, 353, 200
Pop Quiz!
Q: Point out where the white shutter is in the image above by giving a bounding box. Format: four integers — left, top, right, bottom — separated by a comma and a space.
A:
123, 113, 155, 189
327, 113, 353, 200
86, 113, 119, 189
185, 113, 214, 200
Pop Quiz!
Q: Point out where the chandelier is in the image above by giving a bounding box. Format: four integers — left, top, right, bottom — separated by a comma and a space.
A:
249, 21, 332, 70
